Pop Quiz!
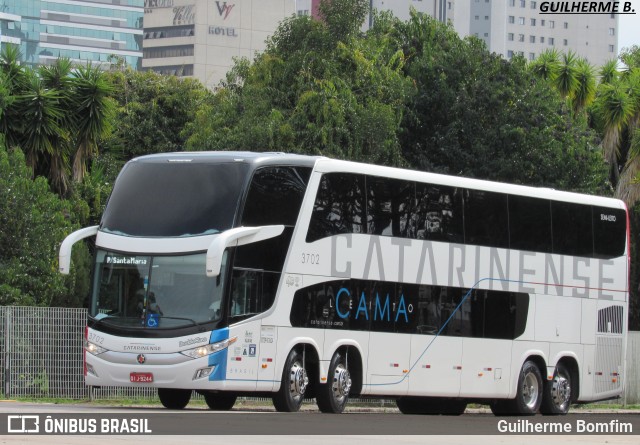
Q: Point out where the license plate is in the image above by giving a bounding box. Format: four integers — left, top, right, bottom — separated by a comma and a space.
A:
130, 372, 153, 383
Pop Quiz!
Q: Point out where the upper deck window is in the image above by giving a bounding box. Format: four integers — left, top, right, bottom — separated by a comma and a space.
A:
101, 161, 249, 237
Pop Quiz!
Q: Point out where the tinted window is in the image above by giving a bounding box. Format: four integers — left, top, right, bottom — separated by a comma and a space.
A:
509, 195, 552, 252
102, 162, 248, 237
291, 279, 529, 339
367, 176, 415, 237
592, 207, 627, 258
552, 202, 593, 256
414, 184, 464, 243
307, 173, 366, 242
464, 190, 509, 248
241, 167, 311, 226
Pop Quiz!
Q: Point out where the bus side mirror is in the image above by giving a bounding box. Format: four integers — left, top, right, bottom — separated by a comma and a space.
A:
206, 225, 285, 277
59, 225, 99, 274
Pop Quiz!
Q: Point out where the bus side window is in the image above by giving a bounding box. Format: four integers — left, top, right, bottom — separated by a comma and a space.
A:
229, 269, 278, 319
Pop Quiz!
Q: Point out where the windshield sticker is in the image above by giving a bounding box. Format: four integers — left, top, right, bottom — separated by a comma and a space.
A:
145, 313, 159, 328
105, 256, 148, 265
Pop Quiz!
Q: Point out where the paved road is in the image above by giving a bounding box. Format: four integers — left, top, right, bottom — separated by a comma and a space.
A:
0, 401, 638, 444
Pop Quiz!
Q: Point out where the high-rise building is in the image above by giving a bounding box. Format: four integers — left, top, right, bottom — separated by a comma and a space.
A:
142, 0, 295, 89
465, 0, 618, 66
363, 0, 618, 67
0, 0, 143, 69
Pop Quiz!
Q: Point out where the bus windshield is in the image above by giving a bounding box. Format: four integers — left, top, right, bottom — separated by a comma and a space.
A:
90, 250, 227, 329
101, 161, 249, 237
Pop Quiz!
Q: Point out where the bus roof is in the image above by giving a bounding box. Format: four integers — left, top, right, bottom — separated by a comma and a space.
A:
130, 152, 624, 210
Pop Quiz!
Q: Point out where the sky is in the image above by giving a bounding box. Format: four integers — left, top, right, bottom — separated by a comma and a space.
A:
618, 4, 640, 53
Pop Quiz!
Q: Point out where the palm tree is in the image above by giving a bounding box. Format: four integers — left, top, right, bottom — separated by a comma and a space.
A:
16, 69, 70, 192
70, 64, 115, 182
554, 51, 579, 99
0, 44, 26, 148
529, 48, 560, 81
570, 58, 596, 116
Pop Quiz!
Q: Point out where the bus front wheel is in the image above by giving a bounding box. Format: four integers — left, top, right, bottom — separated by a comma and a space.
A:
204, 392, 237, 411
317, 350, 352, 414
273, 348, 309, 412
158, 388, 191, 410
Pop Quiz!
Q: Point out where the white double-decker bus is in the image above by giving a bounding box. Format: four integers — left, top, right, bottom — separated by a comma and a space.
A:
60, 152, 629, 415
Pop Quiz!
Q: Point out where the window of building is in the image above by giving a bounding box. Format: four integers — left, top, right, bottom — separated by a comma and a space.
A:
520, 0, 526, 7
508, 33, 514, 41
519, 17, 525, 25
530, 35, 536, 43
484, 32, 489, 37
531, 1, 537, 8
529, 52, 535, 60
448, 2, 452, 9
549, 20, 555, 28
564, 22, 568, 29
540, 36, 545, 43
609, 44, 615, 52
509, 0, 515, 6
475, 15, 480, 20
509, 16, 515, 23
563, 39, 568, 46
549, 37, 554, 45
531, 18, 536, 26
609, 28, 615, 35
485, 16, 489, 20
541, 19, 545, 26
518, 34, 525, 42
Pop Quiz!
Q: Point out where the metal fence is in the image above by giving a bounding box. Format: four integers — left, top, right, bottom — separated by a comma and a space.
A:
1, 306, 639, 404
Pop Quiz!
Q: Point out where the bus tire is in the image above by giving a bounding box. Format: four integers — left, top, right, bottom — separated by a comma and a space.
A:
204, 392, 237, 411
397, 397, 467, 415
272, 348, 308, 412
540, 362, 572, 415
491, 360, 542, 416
158, 388, 191, 410
317, 350, 351, 414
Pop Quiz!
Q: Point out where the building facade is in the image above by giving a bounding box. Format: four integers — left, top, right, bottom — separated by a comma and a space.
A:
0, 0, 143, 69
364, 0, 617, 67
466, 0, 618, 67
142, 0, 295, 89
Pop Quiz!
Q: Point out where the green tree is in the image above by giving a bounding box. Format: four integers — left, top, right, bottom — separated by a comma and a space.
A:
0, 143, 90, 307
102, 68, 212, 159
71, 64, 115, 183
186, 1, 411, 166
394, 13, 607, 192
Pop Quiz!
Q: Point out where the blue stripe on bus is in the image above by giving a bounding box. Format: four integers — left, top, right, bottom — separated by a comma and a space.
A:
208, 328, 229, 381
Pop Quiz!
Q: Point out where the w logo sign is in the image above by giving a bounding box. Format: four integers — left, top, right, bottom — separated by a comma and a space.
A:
216, 1, 235, 20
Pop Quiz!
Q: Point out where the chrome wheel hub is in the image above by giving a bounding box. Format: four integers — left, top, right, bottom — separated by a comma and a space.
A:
522, 372, 539, 410
331, 364, 352, 403
289, 361, 308, 400
551, 373, 571, 410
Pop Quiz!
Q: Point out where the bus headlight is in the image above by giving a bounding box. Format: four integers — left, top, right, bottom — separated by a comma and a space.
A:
181, 337, 237, 359
84, 339, 108, 356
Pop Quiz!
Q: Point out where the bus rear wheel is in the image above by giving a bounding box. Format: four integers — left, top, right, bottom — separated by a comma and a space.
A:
273, 348, 308, 412
204, 392, 237, 411
158, 388, 191, 409
540, 363, 572, 415
317, 350, 351, 414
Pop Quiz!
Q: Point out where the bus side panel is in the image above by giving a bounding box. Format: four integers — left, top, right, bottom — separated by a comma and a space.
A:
459, 338, 513, 398
408, 335, 462, 397
225, 320, 263, 391
366, 331, 408, 396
